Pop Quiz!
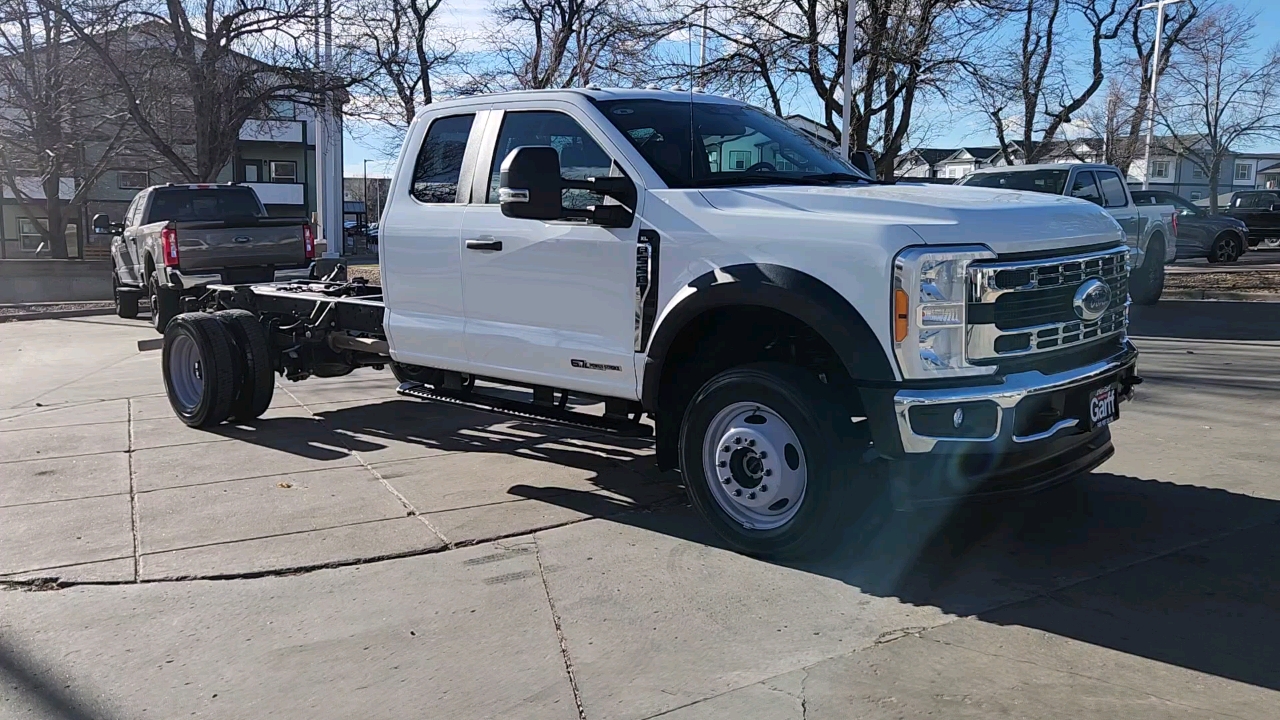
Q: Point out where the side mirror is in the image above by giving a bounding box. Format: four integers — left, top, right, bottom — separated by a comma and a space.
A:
92, 213, 113, 235
499, 146, 564, 221
499, 146, 637, 228
849, 150, 876, 178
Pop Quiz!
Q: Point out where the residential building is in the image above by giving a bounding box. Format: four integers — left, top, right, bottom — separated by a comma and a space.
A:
894, 148, 958, 178
0, 24, 325, 260
936, 147, 1001, 179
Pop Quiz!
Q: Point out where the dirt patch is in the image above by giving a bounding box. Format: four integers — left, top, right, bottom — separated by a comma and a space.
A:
1165, 270, 1280, 292
349, 263, 380, 286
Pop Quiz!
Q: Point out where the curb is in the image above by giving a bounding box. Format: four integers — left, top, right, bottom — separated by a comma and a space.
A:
0, 307, 117, 323
1162, 289, 1280, 302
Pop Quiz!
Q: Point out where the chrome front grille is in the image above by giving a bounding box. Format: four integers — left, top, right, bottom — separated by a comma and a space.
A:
967, 246, 1129, 362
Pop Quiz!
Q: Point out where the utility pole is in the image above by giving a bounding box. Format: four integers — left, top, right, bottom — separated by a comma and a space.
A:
1140, 0, 1183, 190
362, 158, 369, 229
839, 0, 858, 159
314, 0, 342, 256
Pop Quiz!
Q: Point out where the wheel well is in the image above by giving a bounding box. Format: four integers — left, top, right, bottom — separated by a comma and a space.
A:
651, 305, 860, 470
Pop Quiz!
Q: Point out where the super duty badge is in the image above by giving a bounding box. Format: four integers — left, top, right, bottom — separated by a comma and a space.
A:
571, 359, 622, 372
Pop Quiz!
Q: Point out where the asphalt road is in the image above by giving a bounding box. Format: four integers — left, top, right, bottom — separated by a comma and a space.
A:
0, 302, 1277, 719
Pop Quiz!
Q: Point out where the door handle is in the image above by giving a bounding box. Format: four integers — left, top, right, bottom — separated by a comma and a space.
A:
466, 238, 503, 251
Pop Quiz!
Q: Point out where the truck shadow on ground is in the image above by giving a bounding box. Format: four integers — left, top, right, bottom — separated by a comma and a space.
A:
211, 396, 1280, 696
1131, 300, 1280, 341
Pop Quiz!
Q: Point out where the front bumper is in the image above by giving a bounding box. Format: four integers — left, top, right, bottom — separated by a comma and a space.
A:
891, 340, 1139, 454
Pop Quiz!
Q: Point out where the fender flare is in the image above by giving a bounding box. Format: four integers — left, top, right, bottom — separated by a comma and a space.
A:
640, 263, 896, 410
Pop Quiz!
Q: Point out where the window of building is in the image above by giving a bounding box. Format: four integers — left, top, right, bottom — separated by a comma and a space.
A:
726, 149, 752, 171
267, 100, 296, 119
487, 111, 612, 209
18, 217, 44, 251
1192, 166, 1205, 179
1190, 191, 1204, 201
411, 114, 474, 204
1236, 163, 1252, 181
117, 171, 149, 189
1069, 171, 1103, 205
269, 161, 297, 183
1151, 160, 1170, 179
241, 161, 262, 183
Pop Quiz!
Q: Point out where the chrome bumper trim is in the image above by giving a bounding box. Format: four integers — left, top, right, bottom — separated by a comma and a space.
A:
893, 341, 1137, 453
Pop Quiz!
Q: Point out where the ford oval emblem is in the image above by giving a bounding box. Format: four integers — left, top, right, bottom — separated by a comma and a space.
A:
1073, 278, 1112, 322
233, 235, 251, 243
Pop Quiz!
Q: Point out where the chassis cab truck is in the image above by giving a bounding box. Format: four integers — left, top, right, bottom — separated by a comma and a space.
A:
157, 89, 1141, 559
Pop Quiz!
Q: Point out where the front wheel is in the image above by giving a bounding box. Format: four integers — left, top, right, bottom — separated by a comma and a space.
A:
678, 363, 873, 559
1129, 236, 1166, 306
1207, 232, 1241, 264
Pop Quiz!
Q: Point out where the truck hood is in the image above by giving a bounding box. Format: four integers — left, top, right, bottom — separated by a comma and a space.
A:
699, 182, 1124, 254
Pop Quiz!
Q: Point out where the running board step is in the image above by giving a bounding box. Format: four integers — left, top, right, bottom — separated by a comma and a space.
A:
396, 382, 653, 438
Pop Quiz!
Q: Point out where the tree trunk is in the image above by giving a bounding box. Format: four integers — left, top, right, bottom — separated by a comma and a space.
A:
42, 174, 68, 259
1208, 166, 1220, 214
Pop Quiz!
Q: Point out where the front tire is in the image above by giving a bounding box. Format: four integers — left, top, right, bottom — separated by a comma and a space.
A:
112, 269, 139, 319
162, 313, 237, 428
1130, 235, 1166, 306
149, 270, 179, 333
678, 363, 873, 559
1207, 232, 1241, 264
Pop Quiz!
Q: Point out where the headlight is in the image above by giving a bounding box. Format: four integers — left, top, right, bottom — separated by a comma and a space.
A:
893, 246, 996, 380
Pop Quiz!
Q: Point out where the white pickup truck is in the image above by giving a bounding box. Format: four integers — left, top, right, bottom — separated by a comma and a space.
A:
957, 163, 1177, 304
154, 89, 1141, 559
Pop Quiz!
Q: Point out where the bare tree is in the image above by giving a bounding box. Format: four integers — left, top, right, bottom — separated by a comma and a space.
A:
1157, 5, 1280, 212
341, 0, 458, 155
974, 0, 1139, 166
0, 0, 134, 258
477, 0, 667, 91
47, 0, 349, 182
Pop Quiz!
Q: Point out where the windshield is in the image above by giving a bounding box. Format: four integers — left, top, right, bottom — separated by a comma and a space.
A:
959, 168, 1070, 195
591, 98, 870, 188
148, 187, 265, 222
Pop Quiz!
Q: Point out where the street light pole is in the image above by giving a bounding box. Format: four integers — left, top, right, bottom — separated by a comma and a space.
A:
839, 0, 858, 159
362, 159, 368, 230
1140, 0, 1182, 190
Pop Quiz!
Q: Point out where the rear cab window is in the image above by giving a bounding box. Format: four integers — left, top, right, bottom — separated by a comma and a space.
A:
411, 114, 475, 203
146, 188, 265, 223
958, 169, 1069, 195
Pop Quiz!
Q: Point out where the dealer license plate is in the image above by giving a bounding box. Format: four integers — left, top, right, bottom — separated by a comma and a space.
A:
1087, 384, 1120, 429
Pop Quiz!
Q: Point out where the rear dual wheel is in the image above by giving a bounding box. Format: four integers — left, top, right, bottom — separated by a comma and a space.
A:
162, 310, 274, 428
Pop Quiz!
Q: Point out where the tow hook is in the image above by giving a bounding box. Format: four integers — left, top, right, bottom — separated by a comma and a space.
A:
1119, 373, 1143, 400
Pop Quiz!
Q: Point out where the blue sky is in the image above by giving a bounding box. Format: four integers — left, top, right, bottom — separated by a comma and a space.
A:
341, 0, 1280, 176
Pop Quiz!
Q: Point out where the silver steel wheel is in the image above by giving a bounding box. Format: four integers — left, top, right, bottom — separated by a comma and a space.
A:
1265, 237, 1280, 249
701, 402, 807, 531
168, 333, 204, 412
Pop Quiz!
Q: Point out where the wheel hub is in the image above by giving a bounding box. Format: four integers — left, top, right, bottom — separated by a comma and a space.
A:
703, 403, 807, 530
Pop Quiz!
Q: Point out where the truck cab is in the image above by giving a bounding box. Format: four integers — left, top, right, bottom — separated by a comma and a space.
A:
158, 89, 1142, 559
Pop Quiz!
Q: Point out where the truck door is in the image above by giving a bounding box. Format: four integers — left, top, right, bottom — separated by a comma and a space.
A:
459, 104, 642, 399
116, 193, 146, 285
381, 110, 487, 371
1096, 169, 1140, 251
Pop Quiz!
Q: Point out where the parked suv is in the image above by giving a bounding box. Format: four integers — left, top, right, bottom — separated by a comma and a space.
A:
153, 89, 1141, 559
1133, 190, 1248, 263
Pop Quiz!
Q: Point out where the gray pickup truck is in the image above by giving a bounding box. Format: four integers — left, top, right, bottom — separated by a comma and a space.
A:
95, 184, 314, 331
958, 163, 1176, 304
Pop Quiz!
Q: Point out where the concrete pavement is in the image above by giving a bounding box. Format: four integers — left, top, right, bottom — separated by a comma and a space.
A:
1, 306, 1278, 718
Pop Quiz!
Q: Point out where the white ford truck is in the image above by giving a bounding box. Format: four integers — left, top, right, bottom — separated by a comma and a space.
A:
156, 89, 1141, 559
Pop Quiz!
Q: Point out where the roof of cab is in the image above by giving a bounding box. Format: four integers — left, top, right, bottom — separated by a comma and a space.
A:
967, 162, 1118, 174
421, 87, 744, 113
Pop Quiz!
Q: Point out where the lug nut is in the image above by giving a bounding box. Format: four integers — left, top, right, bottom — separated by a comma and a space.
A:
760, 485, 768, 492
732, 489, 742, 497
722, 477, 731, 484
764, 469, 772, 477
747, 439, 755, 447
734, 437, 742, 445
722, 445, 730, 453
747, 492, 757, 500
758, 451, 767, 459
718, 460, 727, 468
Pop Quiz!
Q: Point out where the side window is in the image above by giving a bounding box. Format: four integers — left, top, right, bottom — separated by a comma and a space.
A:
1070, 171, 1102, 205
126, 194, 145, 227
411, 114, 475, 203
487, 111, 613, 210
1235, 194, 1259, 209
1097, 171, 1128, 209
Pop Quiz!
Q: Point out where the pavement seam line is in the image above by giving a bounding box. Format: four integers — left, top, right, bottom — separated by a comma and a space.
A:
534, 534, 587, 720
127, 398, 141, 583
278, 384, 453, 548
7, 351, 140, 410
916, 632, 1255, 720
